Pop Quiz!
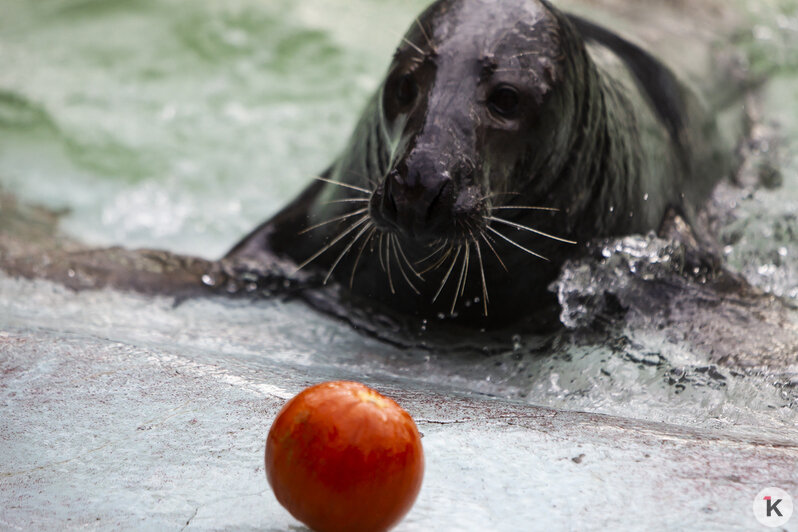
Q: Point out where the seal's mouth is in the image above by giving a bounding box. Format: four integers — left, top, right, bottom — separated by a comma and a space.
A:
367, 178, 485, 244
296, 174, 575, 316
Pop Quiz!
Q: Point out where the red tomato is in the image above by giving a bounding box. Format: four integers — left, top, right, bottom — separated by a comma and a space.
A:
265, 381, 424, 532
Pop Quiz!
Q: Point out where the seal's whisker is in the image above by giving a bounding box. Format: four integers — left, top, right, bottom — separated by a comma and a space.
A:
294, 215, 370, 273
487, 226, 549, 261
392, 235, 424, 280
350, 226, 377, 288
378, 233, 387, 272
488, 216, 577, 245
415, 18, 436, 52
385, 234, 396, 294
299, 207, 368, 234
451, 241, 470, 314
459, 241, 470, 298
491, 205, 559, 212
419, 244, 453, 275
480, 232, 508, 272
312, 175, 371, 195
474, 238, 489, 316
324, 221, 373, 284
510, 50, 541, 59
324, 198, 370, 205
390, 235, 421, 295
414, 241, 448, 265
432, 245, 462, 303
402, 37, 425, 56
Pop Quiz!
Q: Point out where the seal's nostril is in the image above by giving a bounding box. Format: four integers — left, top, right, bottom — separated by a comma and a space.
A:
382, 171, 400, 220
426, 179, 453, 223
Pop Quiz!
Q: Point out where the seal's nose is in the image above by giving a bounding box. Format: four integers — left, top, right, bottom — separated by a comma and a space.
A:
380, 165, 454, 240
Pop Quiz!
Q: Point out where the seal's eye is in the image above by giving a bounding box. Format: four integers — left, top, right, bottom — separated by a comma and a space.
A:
395, 73, 418, 108
487, 85, 520, 119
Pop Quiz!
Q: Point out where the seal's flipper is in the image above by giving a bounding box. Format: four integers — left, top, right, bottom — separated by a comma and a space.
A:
224, 171, 328, 262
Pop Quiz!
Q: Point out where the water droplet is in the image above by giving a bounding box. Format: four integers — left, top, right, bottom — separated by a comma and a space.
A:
757, 264, 776, 276
512, 334, 522, 351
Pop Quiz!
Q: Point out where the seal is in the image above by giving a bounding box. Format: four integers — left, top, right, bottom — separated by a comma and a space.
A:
226, 0, 739, 329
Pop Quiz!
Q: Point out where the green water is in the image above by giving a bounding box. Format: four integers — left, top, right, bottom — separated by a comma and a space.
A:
1, 0, 798, 435
0, 0, 428, 256
0, 0, 796, 262
3, 3, 798, 530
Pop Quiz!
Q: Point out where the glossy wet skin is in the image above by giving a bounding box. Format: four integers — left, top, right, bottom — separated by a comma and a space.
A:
228, 0, 728, 327
233, 0, 596, 325
370, 0, 574, 245
278, 0, 593, 325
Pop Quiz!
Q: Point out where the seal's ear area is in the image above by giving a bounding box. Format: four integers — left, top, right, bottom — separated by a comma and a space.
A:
565, 14, 687, 146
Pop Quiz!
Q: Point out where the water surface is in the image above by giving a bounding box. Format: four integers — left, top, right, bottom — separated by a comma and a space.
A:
2, 0, 798, 530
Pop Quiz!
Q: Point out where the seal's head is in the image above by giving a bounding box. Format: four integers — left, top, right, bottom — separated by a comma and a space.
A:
272, 0, 605, 325
368, 0, 585, 248
286, 0, 597, 325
